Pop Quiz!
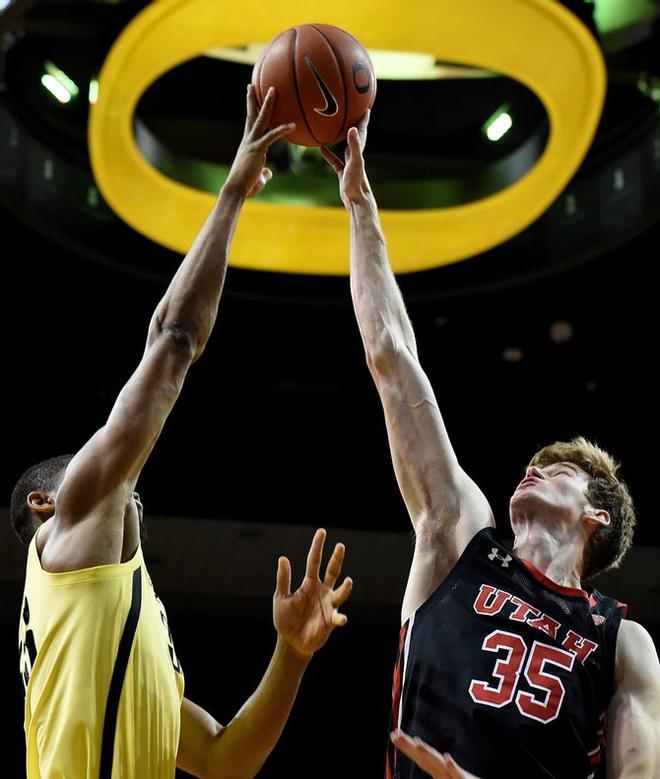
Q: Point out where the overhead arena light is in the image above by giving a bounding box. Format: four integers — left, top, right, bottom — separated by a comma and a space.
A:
41, 61, 79, 103
40, 74, 72, 104
484, 105, 513, 142
89, 77, 99, 105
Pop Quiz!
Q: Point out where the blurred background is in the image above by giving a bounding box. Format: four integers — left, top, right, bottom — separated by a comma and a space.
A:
1, 0, 659, 775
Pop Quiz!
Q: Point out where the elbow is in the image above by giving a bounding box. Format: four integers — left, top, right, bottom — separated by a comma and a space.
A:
361, 322, 397, 376
148, 312, 204, 361
365, 347, 390, 377
165, 325, 199, 359
364, 335, 414, 379
158, 323, 200, 362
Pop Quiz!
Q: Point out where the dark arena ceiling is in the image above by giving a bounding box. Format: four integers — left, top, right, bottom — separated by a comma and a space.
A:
1, 0, 659, 549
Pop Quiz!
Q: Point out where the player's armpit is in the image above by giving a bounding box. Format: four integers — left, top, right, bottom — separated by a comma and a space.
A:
606, 620, 660, 778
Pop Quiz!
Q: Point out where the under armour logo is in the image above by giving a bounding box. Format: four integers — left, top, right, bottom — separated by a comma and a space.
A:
488, 548, 512, 567
592, 614, 605, 626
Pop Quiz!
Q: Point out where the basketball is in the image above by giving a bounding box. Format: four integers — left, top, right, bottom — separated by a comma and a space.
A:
251, 24, 376, 147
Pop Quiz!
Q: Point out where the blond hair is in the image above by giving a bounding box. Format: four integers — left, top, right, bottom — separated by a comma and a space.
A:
528, 436, 635, 581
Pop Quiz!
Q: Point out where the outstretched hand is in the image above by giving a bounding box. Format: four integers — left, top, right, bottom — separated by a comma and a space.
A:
390, 730, 483, 779
321, 110, 371, 207
225, 85, 296, 199
273, 528, 352, 659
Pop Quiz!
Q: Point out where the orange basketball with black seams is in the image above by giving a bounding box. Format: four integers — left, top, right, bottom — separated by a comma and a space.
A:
251, 23, 377, 147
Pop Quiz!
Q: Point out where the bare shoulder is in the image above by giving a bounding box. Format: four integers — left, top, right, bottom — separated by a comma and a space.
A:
615, 619, 660, 685
617, 619, 657, 654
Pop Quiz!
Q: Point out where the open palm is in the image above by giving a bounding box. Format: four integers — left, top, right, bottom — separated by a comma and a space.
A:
273, 528, 352, 658
391, 730, 483, 779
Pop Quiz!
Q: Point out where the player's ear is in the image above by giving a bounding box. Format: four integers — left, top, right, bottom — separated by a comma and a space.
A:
584, 508, 610, 528
27, 491, 55, 517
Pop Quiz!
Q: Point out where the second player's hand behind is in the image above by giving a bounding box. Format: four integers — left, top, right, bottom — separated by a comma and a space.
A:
274, 528, 353, 659
225, 85, 296, 199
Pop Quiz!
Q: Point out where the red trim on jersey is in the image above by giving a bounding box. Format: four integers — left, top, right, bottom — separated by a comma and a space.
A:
616, 600, 628, 618
387, 622, 409, 779
391, 622, 408, 726
591, 710, 608, 766
520, 559, 589, 600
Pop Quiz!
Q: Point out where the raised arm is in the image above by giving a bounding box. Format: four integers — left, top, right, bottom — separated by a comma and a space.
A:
607, 620, 660, 778
176, 529, 352, 778
322, 121, 493, 621
48, 87, 295, 558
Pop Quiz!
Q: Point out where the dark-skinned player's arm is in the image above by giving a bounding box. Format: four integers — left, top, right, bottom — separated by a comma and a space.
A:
606, 619, 660, 778
321, 117, 494, 624
41, 86, 295, 561
176, 529, 353, 779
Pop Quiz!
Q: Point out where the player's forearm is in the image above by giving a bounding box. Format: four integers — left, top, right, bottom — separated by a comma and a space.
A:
149, 183, 245, 361
205, 636, 310, 778
348, 194, 418, 371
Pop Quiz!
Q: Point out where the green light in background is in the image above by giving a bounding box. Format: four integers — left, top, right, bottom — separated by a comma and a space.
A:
637, 73, 660, 103
288, 144, 327, 177
484, 106, 513, 142
41, 74, 72, 104
43, 60, 79, 101
594, 0, 657, 34
89, 77, 99, 104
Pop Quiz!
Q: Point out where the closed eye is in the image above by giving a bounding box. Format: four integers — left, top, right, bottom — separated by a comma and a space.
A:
546, 462, 580, 478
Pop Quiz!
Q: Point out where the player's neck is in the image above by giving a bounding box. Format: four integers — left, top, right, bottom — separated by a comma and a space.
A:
512, 521, 585, 590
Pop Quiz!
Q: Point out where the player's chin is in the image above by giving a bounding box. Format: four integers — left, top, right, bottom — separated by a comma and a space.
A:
509, 487, 537, 512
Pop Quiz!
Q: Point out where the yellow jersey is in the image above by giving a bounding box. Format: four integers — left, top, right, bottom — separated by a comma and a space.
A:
18, 529, 185, 778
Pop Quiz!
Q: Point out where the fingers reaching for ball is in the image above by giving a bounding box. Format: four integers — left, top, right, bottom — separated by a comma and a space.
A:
355, 108, 370, 149
239, 23, 375, 200
320, 145, 345, 174
250, 86, 277, 136
246, 85, 297, 146
226, 86, 296, 197
250, 24, 375, 147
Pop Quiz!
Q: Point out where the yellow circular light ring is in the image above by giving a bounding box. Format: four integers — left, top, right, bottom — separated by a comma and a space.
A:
89, 0, 605, 276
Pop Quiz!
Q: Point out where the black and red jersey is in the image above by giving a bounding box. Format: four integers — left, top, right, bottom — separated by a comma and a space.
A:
387, 527, 626, 779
